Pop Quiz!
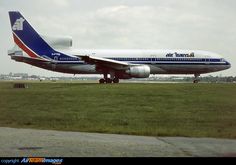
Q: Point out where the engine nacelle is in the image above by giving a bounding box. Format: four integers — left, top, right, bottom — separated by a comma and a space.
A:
126, 65, 150, 78
41, 35, 72, 48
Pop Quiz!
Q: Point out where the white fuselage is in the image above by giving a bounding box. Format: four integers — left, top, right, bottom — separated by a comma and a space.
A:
10, 48, 231, 76
43, 48, 230, 75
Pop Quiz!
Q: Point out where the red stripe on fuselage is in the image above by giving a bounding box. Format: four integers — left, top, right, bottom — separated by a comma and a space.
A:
13, 33, 39, 58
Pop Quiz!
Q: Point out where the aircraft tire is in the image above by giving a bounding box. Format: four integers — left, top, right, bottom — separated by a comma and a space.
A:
99, 79, 105, 84
113, 78, 119, 83
106, 78, 112, 83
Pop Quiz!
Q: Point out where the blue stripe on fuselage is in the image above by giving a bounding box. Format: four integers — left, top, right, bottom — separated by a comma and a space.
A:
52, 57, 227, 65
17, 56, 229, 66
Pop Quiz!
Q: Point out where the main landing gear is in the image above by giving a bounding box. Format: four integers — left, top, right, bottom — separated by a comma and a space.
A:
99, 74, 119, 84
193, 74, 200, 83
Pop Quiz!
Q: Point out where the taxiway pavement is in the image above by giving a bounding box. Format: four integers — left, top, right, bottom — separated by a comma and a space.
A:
0, 127, 236, 157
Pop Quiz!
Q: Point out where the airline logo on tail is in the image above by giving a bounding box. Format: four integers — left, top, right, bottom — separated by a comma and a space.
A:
12, 17, 25, 31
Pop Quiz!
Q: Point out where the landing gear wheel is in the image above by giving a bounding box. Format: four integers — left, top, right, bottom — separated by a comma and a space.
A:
113, 77, 119, 83
106, 78, 112, 83
99, 79, 105, 84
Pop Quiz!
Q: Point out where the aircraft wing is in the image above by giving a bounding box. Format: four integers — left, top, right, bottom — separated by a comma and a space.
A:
75, 55, 132, 70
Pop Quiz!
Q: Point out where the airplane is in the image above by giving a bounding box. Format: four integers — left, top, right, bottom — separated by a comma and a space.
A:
8, 11, 231, 83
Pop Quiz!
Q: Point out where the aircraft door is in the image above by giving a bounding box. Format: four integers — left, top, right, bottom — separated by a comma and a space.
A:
52, 56, 58, 70
205, 56, 210, 64
151, 55, 156, 64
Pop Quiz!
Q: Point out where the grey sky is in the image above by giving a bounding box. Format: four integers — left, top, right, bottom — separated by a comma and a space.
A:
0, 0, 235, 76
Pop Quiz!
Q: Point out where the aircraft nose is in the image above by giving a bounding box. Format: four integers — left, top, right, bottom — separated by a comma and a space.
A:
225, 61, 231, 69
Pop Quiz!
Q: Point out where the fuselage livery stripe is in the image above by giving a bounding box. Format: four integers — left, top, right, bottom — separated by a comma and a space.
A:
52, 61, 226, 65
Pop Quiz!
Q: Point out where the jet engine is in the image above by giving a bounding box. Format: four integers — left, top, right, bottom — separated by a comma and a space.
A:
125, 65, 150, 78
41, 35, 72, 48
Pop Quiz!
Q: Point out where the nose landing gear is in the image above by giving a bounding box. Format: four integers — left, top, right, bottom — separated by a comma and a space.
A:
193, 74, 200, 83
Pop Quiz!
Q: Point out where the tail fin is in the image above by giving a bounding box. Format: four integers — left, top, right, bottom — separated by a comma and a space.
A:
9, 11, 55, 59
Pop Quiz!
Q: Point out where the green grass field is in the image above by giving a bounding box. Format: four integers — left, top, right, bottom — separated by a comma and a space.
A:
0, 81, 236, 138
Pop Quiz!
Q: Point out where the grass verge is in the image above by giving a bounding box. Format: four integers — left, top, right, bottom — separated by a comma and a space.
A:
0, 81, 236, 138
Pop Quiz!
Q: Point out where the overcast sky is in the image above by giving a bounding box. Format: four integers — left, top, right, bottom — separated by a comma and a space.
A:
0, 0, 235, 76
